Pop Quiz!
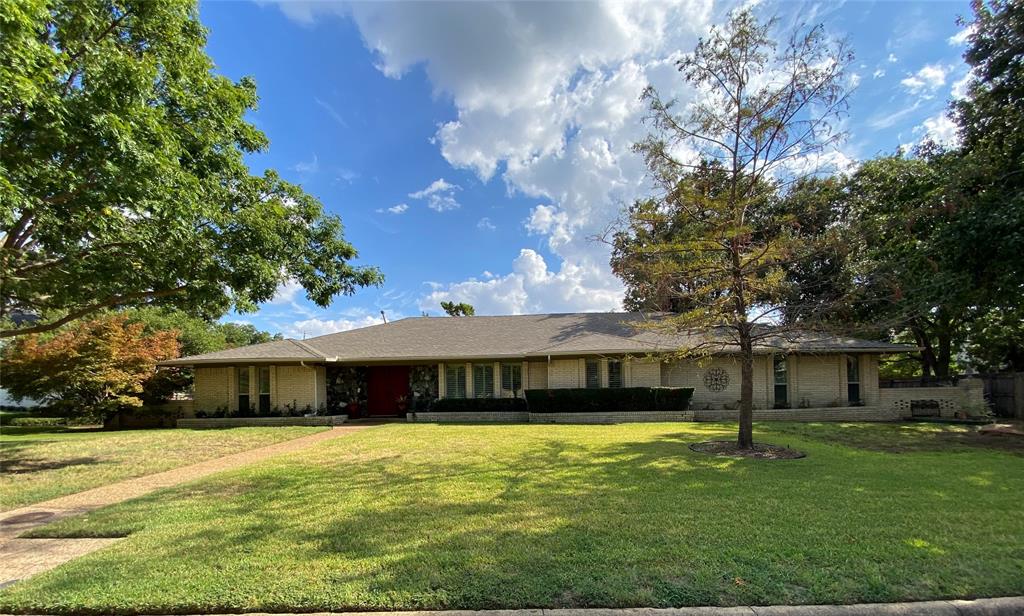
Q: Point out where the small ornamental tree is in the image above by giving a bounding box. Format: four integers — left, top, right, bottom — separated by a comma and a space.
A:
1, 315, 180, 418
615, 10, 852, 449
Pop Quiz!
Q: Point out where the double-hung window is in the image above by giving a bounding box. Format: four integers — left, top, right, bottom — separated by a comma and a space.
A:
258, 366, 271, 414
607, 359, 623, 388
585, 359, 601, 389
445, 364, 466, 399
501, 363, 522, 395
773, 356, 788, 407
473, 363, 494, 398
847, 355, 861, 404
237, 367, 250, 413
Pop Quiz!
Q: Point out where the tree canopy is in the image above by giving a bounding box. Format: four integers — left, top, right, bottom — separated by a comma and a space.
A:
769, 0, 1024, 378
120, 306, 280, 357
441, 301, 475, 317
0, 0, 382, 338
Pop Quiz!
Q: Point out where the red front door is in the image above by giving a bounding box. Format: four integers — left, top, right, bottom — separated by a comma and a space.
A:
367, 366, 410, 416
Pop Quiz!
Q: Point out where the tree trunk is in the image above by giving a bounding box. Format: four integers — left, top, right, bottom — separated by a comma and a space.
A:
738, 326, 754, 449
910, 323, 937, 377
934, 311, 953, 379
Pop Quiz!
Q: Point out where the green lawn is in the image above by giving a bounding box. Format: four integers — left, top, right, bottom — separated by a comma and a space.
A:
0, 426, 327, 510
1, 422, 1022, 614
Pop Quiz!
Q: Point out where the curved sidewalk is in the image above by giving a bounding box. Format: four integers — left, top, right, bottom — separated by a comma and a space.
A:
0, 425, 371, 586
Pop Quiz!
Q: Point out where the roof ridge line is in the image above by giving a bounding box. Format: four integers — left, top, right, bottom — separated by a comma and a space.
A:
289, 338, 328, 358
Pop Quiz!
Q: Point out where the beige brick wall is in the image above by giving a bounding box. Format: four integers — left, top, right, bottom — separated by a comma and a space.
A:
661, 357, 770, 410
879, 380, 986, 417
792, 355, 844, 407
194, 367, 232, 413
861, 355, 880, 406
627, 357, 661, 387
548, 358, 580, 388
272, 365, 320, 411
193, 364, 325, 413
527, 361, 548, 389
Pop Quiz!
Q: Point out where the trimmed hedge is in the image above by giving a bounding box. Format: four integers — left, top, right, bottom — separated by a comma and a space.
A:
0, 414, 67, 427
430, 398, 528, 413
525, 387, 693, 413
104, 406, 182, 430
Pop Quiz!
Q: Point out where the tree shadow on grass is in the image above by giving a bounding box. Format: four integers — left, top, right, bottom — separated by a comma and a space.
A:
0, 442, 106, 474
8, 425, 1020, 614
761, 421, 1024, 455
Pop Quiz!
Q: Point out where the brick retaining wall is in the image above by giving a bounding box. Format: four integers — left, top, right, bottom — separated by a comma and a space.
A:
407, 411, 695, 423
177, 416, 347, 429
406, 412, 530, 423
878, 380, 986, 418
530, 411, 694, 424
693, 406, 900, 422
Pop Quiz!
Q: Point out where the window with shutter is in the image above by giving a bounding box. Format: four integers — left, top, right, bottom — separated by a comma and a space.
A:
847, 355, 861, 403
445, 365, 466, 398
473, 363, 494, 398
607, 360, 622, 388
501, 363, 522, 393
585, 359, 600, 389
773, 356, 788, 407
237, 367, 250, 413
258, 366, 271, 414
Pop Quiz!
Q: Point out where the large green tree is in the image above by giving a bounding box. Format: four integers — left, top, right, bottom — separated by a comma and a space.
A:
620, 10, 852, 449
773, 0, 1024, 377
843, 151, 974, 378
0, 0, 382, 338
120, 306, 280, 356
948, 0, 1024, 371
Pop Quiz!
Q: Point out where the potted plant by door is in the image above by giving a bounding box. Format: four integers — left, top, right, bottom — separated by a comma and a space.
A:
346, 400, 361, 419
396, 395, 409, 413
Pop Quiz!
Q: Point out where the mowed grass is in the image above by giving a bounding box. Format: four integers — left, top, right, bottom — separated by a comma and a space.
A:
0, 426, 327, 510
1, 422, 1022, 614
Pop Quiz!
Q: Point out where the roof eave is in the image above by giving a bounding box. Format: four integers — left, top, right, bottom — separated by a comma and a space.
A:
158, 356, 332, 367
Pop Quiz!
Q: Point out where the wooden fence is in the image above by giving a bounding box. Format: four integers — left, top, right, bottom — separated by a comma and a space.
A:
981, 372, 1024, 418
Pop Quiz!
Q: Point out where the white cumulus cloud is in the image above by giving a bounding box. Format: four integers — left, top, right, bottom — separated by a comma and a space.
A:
272, 0, 858, 315
914, 112, 960, 146
377, 203, 409, 215
901, 63, 949, 94
270, 278, 303, 305
284, 314, 386, 339
420, 249, 623, 315
947, 24, 975, 46
408, 178, 461, 212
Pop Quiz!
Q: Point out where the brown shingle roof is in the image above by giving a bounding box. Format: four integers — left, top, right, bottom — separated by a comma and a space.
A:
161, 338, 326, 365
162, 312, 915, 366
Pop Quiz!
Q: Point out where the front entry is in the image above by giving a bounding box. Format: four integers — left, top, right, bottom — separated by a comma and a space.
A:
366, 366, 411, 416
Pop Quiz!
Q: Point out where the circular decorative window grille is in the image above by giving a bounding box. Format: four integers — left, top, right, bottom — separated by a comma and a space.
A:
703, 367, 730, 392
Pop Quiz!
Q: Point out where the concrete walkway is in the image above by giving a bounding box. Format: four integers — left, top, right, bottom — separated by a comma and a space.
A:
0, 425, 372, 587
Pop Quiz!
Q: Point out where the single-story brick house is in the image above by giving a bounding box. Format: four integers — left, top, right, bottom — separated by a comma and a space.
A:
161, 312, 985, 422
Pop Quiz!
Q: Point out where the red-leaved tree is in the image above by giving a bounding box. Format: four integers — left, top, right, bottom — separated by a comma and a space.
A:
2, 316, 180, 418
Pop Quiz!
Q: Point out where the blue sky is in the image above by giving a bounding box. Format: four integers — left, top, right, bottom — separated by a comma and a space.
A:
202, 0, 976, 338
